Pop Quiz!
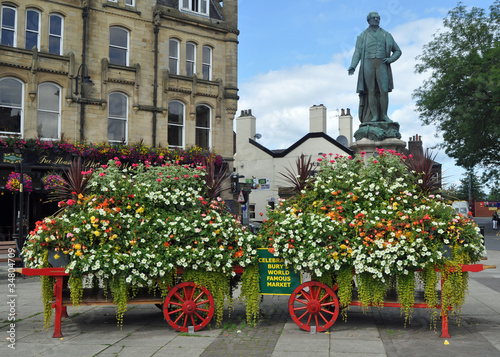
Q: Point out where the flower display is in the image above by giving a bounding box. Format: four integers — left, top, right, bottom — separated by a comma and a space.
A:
42, 174, 64, 191
0, 138, 223, 167
23, 159, 262, 327
6, 172, 33, 192
261, 149, 484, 321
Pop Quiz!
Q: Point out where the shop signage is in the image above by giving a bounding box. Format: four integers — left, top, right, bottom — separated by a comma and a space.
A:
3, 153, 22, 164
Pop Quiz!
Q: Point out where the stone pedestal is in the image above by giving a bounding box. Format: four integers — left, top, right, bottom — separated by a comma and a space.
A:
350, 137, 406, 162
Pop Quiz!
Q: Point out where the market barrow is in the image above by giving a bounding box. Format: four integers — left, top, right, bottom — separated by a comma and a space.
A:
16, 261, 495, 339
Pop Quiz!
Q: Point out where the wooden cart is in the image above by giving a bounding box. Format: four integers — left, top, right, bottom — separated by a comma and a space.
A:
287, 263, 496, 338
16, 263, 495, 339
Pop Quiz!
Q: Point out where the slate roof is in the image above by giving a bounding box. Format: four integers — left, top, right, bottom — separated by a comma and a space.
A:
249, 132, 354, 158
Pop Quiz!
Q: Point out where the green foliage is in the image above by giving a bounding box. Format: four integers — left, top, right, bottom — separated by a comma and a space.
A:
240, 264, 260, 326
182, 269, 230, 327
455, 170, 487, 201
413, 1, 500, 177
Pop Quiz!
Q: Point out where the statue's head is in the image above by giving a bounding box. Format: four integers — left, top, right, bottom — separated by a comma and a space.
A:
366, 11, 380, 23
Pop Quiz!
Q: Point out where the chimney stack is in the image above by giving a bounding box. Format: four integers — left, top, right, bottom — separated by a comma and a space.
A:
338, 108, 353, 146
309, 104, 327, 133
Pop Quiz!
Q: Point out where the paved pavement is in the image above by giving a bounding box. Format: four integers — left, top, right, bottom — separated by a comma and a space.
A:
1, 217, 499, 356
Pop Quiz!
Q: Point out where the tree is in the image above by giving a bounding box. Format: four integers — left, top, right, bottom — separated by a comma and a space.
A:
486, 182, 500, 201
413, 1, 500, 179
455, 170, 487, 201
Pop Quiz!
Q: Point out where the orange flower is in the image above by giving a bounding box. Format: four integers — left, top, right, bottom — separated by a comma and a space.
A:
234, 250, 243, 258
268, 247, 275, 254
164, 242, 170, 248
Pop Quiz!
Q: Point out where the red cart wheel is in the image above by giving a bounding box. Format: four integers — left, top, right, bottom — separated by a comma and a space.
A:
163, 282, 215, 332
288, 281, 339, 332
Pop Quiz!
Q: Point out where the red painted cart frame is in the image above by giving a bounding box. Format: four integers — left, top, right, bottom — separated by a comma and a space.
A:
287, 263, 496, 338
16, 266, 245, 338
16, 264, 494, 338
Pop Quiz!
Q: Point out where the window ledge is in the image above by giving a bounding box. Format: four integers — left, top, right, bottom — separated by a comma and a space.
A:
108, 63, 137, 72
103, 2, 141, 15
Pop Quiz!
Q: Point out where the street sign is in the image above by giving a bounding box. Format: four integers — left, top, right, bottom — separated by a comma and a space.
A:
258, 248, 302, 295
237, 190, 245, 203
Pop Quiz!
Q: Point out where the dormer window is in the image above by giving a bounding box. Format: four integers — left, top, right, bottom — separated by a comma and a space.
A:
180, 0, 208, 16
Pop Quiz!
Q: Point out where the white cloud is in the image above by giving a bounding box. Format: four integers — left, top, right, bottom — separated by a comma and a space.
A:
236, 16, 466, 185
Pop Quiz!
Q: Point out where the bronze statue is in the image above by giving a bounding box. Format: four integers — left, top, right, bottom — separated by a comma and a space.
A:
348, 12, 401, 126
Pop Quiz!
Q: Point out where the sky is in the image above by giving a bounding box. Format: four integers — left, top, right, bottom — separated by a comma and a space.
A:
235, 0, 494, 187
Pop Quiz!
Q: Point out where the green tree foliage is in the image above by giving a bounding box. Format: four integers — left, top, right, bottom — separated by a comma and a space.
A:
486, 183, 500, 201
455, 170, 487, 201
413, 1, 500, 178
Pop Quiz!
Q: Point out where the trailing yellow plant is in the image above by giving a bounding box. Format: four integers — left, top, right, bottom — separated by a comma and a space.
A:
397, 273, 415, 326
182, 269, 230, 327
240, 264, 260, 326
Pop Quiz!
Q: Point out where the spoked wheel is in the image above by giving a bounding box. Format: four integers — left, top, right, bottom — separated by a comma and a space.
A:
288, 281, 340, 332
163, 282, 215, 332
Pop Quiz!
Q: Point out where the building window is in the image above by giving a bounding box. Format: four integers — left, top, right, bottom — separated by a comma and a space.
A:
169, 39, 179, 75
186, 42, 196, 77
195, 105, 211, 149
108, 92, 128, 143
109, 27, 129, 66
49, 14, 63, 55
168, 101, 184, 148
249, 204, 256, 219
1, 5, 17, 47
180, 0, 208, 15
37, 83, 61, 140
202, 46, 212, 80
25, 9, 40, 50
125, 0, 134, 6
0, 78, 23, 136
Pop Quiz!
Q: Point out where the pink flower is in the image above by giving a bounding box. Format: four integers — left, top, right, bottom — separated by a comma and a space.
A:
194, 174, 199, 178
157, 178, 162, 182
373, 160, 379, 164
184, 174, 189, 178
317, 158, 323, 162
99, 172, 106, 177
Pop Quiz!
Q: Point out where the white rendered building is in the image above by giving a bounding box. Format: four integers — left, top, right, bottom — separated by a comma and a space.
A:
234, 105, 354, 222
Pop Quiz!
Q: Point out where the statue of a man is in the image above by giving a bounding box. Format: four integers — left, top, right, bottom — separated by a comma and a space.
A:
348, 12, 401, 123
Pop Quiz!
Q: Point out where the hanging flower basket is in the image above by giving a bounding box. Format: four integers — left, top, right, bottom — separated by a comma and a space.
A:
6, 172, 33, 192
42, 174, 65, 191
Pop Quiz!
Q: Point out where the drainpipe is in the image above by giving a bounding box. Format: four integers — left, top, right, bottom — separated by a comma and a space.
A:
152, 23, 159, 147
79, 7, 89, 142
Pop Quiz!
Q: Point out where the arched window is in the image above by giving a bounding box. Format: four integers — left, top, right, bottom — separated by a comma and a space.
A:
49, 14, 64, 55
0, 77, 23, 136
108, 92, 128, 143
109, 27, 129, 66
195, 105, 211, 149
169, 39, 179, 75
186, 42, 196, 77
168, 101, 184, 148
1, 5, 17, 47
202, 46, 212, 80
37, 83, 61, 140
25, 9, 40, 50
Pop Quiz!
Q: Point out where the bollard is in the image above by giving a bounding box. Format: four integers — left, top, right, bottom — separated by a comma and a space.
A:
188, 326, 194, 334
310, 326, 316, 334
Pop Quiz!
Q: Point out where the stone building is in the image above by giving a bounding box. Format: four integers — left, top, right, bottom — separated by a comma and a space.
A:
0, 0, 238, 157
0, 0, 239, 241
